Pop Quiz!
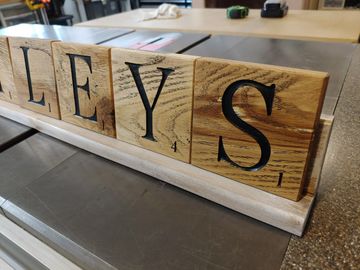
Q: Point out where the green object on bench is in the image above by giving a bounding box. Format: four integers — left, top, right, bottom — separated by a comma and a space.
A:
226, 6, 249, 19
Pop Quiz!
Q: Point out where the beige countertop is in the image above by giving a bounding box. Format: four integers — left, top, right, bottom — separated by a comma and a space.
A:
78, 8, 360, 43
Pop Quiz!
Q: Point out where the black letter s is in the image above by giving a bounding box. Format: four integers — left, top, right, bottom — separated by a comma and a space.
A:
218, 80, 275, 171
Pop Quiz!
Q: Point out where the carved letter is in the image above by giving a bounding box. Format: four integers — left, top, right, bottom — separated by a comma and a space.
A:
125, 62, 174, 141
218, 80, 275, 171
21, 46, 45, 106
67, 53, 97, 121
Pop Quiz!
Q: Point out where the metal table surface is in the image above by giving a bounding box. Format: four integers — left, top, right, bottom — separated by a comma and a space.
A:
0, 116, 35, 153
0, 133, 290, 270
0, 24, 133, 45
184, 35, 357, 115
100, 30, 209, 53
0, 133, 77, 199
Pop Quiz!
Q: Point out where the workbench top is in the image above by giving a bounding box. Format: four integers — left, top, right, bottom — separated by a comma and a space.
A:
78, 8, 360, 43
0, 25, 359, 269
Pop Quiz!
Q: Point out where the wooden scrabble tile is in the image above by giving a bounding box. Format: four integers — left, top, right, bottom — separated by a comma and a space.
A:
8, 37, 60, 118
0, 37, 19, 104
192, 58, 328, 201
53, 42, 115, 137
111, 48, 196, 162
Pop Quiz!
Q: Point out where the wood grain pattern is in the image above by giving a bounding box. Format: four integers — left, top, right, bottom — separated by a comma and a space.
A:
8, 37, 60, 118
53, 42, 116, 137
303, 114, 334, 196
0, 100, 333, 235
0, 37, 18, 104
192, 58, 329, 201
111, 48, 196, 162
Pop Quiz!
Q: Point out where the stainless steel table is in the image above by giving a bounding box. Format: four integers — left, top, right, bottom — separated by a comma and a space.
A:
0, 133, 77, 199
0, 116, 35, 153
0, 23, 133, 44
1, 134, 289, 270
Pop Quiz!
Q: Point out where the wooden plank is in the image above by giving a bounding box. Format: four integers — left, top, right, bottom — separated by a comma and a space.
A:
111, 48, 196, 162
1, 201, 117, 270
0, 257, 13, 270
191, 58, 329, 201
0, 100, 332, 236
0, 255, 15, 270
0, 213, 82, 270
53, 42, 116, 137
192, 0, 314, 9
8, 37, 60, 119
303, 114, 334, 196
77, 9, 360, 43
0, 37, 18, 104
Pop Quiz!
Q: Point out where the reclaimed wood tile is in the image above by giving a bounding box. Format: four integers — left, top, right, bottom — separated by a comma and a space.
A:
111, 48, 196, 162
8, 37, 60, 118
191, 58, 328, 201
0, 37, 18, 104
53, 42, 115, 137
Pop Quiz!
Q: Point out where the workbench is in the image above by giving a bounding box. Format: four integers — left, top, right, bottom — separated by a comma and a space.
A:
78, 8, 360, 43
0, 23, 359, 270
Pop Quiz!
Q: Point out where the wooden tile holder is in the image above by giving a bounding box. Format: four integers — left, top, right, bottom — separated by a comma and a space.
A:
0, 100, 333, 236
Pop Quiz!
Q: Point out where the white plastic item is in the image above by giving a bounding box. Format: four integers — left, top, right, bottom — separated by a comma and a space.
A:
141, 4, 181, 21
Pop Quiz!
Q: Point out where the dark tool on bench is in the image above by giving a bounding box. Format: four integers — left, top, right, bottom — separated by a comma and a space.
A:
226, 6, 249, 19
261, 0, 288, 18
